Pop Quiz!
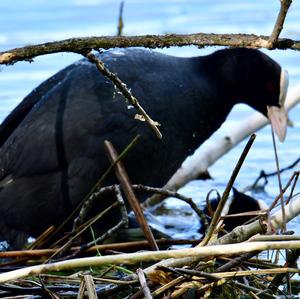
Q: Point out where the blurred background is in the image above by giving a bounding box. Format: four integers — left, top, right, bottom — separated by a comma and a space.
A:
0, 0, 299, 239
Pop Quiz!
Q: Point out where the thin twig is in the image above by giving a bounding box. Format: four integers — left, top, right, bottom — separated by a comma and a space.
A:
270, 126, 286, 232
286, 171, 299, 204
268, 249, 300, 292
93, 276, 138, 285
215, 251, 260, 273
212, 268, 299, 279
104, 141, 159, 251
45, 201, 119, 262
82, 185, 129, 249
48, 186, 127, 259
134, 184, 207, 226
268, 171, 299, 211
137, 268, 153, 299
158, 266, 220, 281
117, 1, 125, 36
74, 185, 119, 231
72, 134, 140, 231
0, 239, 198, 260
83, 275, 98, 299
200, 134, 256, 246
150, 276, 185, 298
249, 235, 300, 242
78, 277, 86, 299
251, 157, 300, 189
85, 52, 162, 139
268, 0, 293, 48
233, 281, 275, 299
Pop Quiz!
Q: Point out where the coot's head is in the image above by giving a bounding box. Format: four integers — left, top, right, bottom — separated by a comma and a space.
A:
199, 187, 267, 234
221, 48, 289, 141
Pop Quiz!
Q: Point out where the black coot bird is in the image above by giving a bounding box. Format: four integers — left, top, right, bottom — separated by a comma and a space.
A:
0, 48, 288, 248
199, 188, 268, 234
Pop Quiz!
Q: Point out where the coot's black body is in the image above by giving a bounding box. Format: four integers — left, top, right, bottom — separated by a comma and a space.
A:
199, 188, 265, 234
0, 48, 287, 248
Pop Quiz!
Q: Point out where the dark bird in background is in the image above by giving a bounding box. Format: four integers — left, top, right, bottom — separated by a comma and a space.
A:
0, 48, 288, 248
199, 187, 268, 234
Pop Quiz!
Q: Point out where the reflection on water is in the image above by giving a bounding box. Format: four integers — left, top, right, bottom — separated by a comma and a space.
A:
0, 1, 300, 238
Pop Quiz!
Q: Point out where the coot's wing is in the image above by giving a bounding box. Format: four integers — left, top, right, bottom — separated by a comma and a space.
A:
0, 63, 78, 147
0, 59, 140, 182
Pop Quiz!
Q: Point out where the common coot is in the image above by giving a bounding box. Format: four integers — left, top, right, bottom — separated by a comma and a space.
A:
0, 48, 288, 248
199, 187, 268, 234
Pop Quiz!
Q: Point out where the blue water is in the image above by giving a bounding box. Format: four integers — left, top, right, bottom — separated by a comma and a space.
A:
0, 0, 300, 239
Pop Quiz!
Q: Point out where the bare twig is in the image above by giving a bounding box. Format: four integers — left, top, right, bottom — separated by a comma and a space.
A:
46, 186, 128, 260
249, 235, 300, 242
159, 266, 220, 281
270, 125, 286, 232
83, 275, 98, 299
137, 268, 153, 299
269, 249, 300, 292
72, 134, 140, 231
0, 33, 297, 65
268, 0, 293, 48
215, 251, 260, 273
82, 184, 129, 249
41, 187, 128, 262
234, 281, 275, 299
213, 268, 299, 279
104, 141, 159, 251
78, 277, 86, 299
200, 134, 256, 246
134, 184, 207, 226
93, 276, 138, 285
46, 201, 120, 262
286, 171, 299, 204
149, 276, 186, 298
251, 157, 300, 189
85, 52, 162, 139
75, 185, 119, 231
0, 239, 198, 260
268, 171, 299, 211
268, 169, 297, 299
117, 1, 125, 36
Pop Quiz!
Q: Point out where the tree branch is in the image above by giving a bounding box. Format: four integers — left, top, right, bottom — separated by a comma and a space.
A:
85, 52, 162, 138
268, 0, 293, 48
0, 33, 297, 65
117, 1, 125, 37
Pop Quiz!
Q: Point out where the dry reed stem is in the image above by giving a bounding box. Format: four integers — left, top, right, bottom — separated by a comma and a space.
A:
0, 241, 299, 283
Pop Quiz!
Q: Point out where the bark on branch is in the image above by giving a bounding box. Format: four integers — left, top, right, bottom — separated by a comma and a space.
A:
268, 0, 293, 48
0, 33, 298, 65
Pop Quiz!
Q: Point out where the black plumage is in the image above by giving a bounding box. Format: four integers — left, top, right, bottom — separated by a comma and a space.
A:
199, 188, 266, 234
0, 48, 288, 248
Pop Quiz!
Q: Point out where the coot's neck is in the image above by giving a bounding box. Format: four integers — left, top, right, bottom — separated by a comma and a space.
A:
198, 49, 245, 104
179, 52, 240, 146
